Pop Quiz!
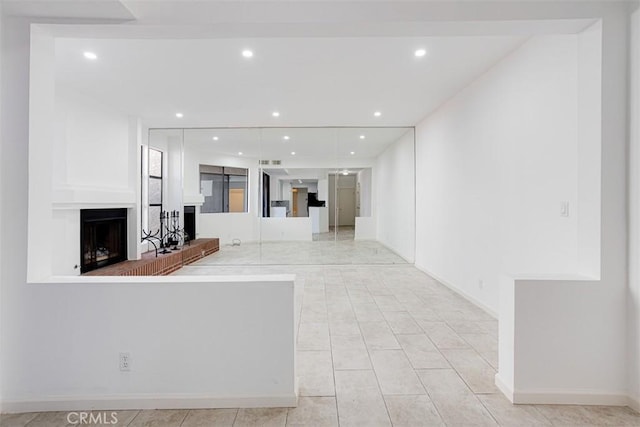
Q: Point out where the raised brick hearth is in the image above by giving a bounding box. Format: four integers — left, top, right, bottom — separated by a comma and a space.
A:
84, 238, 219, 276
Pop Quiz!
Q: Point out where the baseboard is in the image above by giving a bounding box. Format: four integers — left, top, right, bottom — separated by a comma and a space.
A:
511, 389, 629, 406
377, 241, 415, 264
413, 264, 498, 319
1, 393, 298, 414
494, 374, 514, 403
628, 394, 640, 412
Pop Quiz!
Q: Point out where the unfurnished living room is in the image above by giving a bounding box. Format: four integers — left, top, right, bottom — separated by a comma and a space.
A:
1, 0, 640, 426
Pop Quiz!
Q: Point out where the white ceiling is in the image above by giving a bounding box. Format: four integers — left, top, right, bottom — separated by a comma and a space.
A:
55, 35, 527, 128
180, 127, 411, 160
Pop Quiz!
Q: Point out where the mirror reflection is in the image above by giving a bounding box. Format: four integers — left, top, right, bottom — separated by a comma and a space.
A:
143, 127, 414, 265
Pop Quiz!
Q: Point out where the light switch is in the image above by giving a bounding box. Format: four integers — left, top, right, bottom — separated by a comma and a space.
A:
560, 201, 569, 217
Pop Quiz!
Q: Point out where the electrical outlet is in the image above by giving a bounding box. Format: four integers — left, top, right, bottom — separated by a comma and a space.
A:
560, 201, 569, 217
119, 353, 131, 371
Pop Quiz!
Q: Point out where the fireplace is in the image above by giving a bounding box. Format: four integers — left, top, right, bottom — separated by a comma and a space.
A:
80, 208, 128, 273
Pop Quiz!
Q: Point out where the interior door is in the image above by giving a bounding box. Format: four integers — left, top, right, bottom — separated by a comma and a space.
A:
337, 187, 356, 226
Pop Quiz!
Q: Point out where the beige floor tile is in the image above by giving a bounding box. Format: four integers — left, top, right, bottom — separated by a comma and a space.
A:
181, 409, 238, 426
334, 370, 391, 427
234, 408, 287, 427
373, 296, 404, 312
297, 322, 330, 351
384, 395, 444, 426
535, 404, 640, 426
286, 397, 338, 426
128, 410, 188, 427
417, 321, 470, 349
369, 350, 425, 395
82, 411, 139, 426
430, 394, 498, 426
440, 348, 498, 393
417, 368, 474, 396
328, 319, 361, 336
0, 413, 39, 427
359, 321, 400, 350
298, 350, 335, 396
20, 412, 75, 427
478, 394, 551, 426
331, 334, 371, 370
397, 335, 450, 370
382, 311, 422, 334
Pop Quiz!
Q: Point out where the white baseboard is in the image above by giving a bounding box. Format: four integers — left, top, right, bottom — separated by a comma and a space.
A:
413, 264, 498, 319
1, 393, 298, 414
494, 374, 514, 403
511, 390, 629, 406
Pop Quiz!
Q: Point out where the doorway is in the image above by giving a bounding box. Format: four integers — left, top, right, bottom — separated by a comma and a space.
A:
337, 187, 356, 226
292, 187, 309, 217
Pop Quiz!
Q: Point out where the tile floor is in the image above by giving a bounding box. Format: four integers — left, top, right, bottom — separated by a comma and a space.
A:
2, 245, 640, 426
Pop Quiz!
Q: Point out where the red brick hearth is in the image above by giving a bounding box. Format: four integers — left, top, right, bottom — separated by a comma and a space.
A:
84, 238, 219, 276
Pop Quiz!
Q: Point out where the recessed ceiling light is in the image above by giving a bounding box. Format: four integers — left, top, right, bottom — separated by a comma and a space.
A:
83, 51, 97, 60
213, 136, 219, 141
291, 151, 296, 155
242, 49, 254, 58
360, 135, 365, 139
238, 151, 243, 156
350, 151, 355, 155
283, 135, 290, 140
272, 111, 280, 117
342, 171, 349, 176
175, 113, 184, 118
374, 111, 381, 117
414, 48, 427, 58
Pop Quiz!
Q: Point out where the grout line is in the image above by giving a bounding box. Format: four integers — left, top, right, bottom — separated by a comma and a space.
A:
346, 271, 394, 427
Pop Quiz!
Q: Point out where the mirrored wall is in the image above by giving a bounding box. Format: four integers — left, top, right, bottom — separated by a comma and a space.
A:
144, 127, 415, 265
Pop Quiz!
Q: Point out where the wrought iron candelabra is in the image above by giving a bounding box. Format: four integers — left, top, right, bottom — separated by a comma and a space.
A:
141, 210, 190, 257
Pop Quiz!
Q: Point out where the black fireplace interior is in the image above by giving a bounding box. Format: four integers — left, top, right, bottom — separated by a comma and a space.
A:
184, 206, 196, 242
80, 208, 127, 273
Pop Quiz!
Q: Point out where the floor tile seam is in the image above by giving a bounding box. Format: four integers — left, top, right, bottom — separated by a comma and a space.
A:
122, 410, 140, 427
344, 286, 394, 426
414, 364, 447, 427
441, 336, 498, 377
473, 390, 502, 427
394, 323, 453, 372
176, 408, 189, 427
325, 277, 349, 427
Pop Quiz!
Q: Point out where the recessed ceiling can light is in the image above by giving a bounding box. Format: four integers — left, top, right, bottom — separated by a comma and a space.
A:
374, 111, 381, 117
242, 50, 254, 58
350, 151, 355, 155
238, 151, 243, 156
83, 51, 97, 60
272, 111, 280, 117
414, 48, 427, 58
360, 135, 365, 139
175, 113, 184, 118
342, 171, 349, 176
283, 135, 290, 140
213, 136, 219, 141
291, 151, 296, 155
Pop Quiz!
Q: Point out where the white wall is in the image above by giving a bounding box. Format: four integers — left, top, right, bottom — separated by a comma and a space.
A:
628, 4, 640, 411
415, 35, 584, 313
1, 275, 297, 412
374, 130, 415, 262
53, 84, 131, 192
357, 168, 372, 217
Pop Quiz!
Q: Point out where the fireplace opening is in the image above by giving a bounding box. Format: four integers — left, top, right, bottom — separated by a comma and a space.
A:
80, 208, 128, 273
